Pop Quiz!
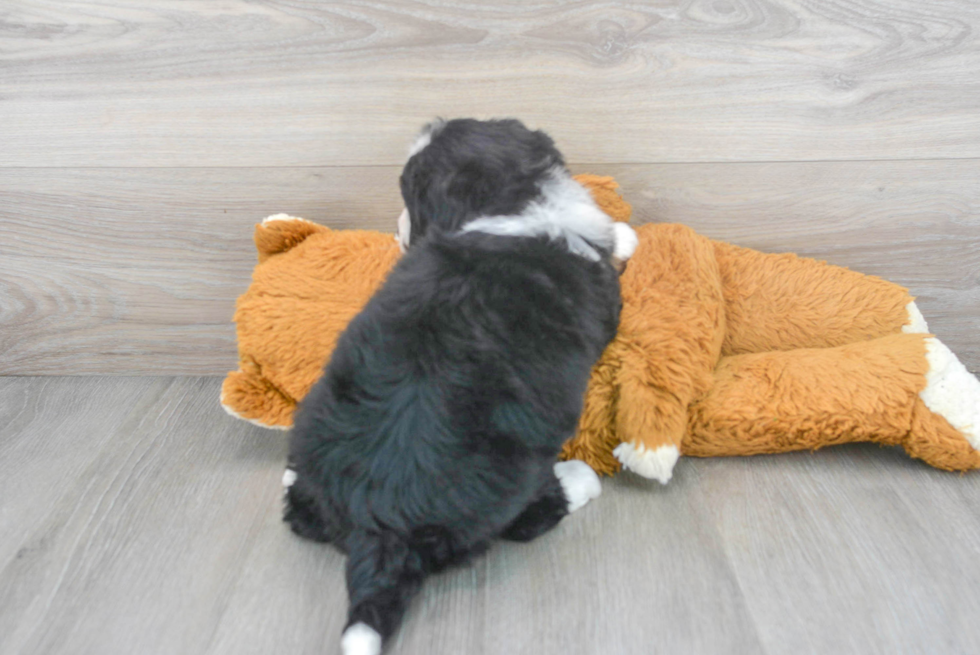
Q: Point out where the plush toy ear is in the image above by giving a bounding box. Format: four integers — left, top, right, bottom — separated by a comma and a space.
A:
254, 215, 328, 263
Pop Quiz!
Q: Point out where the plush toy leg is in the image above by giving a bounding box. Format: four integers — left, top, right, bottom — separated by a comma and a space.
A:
609, 224, 727, 483
561, 354, 624, 475
713, 241, 921, 355
562, 337, 691, 483
685, 333, 980, 471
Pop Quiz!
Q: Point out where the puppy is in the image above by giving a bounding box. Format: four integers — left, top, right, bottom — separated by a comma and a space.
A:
284, 118, 635, 655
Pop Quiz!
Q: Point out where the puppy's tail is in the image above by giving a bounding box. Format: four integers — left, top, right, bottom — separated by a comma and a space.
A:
341, 526, 463, 655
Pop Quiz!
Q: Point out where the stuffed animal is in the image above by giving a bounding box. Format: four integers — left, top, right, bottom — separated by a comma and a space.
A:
222, 175, 980, 483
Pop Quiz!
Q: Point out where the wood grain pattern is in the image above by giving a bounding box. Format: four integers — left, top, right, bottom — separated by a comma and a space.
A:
2, 162, 977, 375
3, 3, 979, 653
0, 167, 403, 375
3, 376, 980, 654
0, 377, 168, 569
606, 161, 980, 368
0, 377, 286, 655
2, 0, 980, 166
692, 446, 980, 654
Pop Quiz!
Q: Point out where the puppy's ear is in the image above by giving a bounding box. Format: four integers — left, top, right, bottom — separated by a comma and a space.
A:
399, 166, 433, 244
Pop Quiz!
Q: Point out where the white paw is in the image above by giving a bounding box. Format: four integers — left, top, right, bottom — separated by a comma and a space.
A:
921, 337, 980, 450
341, 622, 382, 655
261, 213, 310, 224
554, 460, 602, 512
903, 301, 929, 334
613, 443, 679, 484
396, 208, 410, 253
282, 468, 297, 488
612, 222, 639, 261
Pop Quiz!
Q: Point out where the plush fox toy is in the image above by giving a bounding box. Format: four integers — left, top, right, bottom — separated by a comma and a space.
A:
222, 175, 980, 483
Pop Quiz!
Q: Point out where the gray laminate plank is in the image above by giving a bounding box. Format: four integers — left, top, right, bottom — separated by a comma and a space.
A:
2, 161, 977, 375
0, 377, 170, 569
202, 500, 350, 655
687, 446, 980, 655
0, 377, 286, 655
0, 166, 403, 376
3, 1, 980, 166
471, 476, 764, 655
208, 471, 764, 655
3, 377, 980, 653
607, 161, 980, 370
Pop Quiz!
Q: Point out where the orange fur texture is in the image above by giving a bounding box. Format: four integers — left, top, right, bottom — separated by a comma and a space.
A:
222, 176, 980, 476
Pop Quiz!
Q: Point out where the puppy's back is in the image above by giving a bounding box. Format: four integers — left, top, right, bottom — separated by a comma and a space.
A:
290, 230, 619, 536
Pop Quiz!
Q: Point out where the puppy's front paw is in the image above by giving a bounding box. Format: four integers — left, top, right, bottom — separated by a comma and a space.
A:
613, 442, 679, 484
554, 460, 602, 513
612, 222, 638, 260
611, 222, 638, 273
395, 208, 411, 253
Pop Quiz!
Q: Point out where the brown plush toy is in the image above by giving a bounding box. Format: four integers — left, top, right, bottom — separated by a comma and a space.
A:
221, 175, 980, 483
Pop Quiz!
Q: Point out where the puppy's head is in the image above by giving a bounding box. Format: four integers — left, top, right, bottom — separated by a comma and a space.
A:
397, 118, 565, 249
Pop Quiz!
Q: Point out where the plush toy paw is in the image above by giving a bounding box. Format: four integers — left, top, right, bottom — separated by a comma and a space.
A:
341, 622, 382, 655
921, 337, 980, 450
554, 460, 602, 512
219, 373, 293, 430
613, 442, 680, 484
903, 301, 930, 334
219, 394, 290, 430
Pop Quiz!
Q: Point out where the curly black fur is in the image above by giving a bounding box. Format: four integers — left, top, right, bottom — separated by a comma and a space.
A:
285, 118, 621, 650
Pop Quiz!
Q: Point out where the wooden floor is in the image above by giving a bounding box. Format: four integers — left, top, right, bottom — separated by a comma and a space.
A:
3, 2, 980, 654
1, 0, 978, 375
2, 376, 979, 655
0, 377, 980, 655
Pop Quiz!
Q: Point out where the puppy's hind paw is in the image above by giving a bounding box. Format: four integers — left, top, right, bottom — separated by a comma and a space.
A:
554, 460, 602, 513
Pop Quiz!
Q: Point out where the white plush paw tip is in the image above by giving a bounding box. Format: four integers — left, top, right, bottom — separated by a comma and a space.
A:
921, 337, 980, 450
554, 460, 602, 513
220, 395, 290, 431
902, 301, 929, 334
612, 222, 639, 261
282, 468, 297, 488
613, 443, 679, 485
341, 622, 382, 655
261, 213, 309, 224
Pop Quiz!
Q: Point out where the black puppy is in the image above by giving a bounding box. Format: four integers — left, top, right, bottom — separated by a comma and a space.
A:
284, 118, 633, 655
